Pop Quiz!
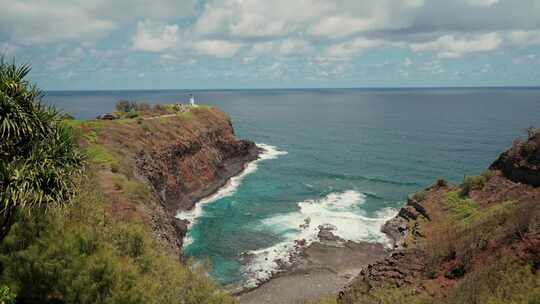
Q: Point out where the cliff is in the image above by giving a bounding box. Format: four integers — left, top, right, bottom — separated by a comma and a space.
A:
331, 130, 540, 304
490, 129, 540, 187
70, 106, 259, 255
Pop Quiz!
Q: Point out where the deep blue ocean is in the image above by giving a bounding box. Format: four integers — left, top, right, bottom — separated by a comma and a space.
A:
44, 88, 540, 286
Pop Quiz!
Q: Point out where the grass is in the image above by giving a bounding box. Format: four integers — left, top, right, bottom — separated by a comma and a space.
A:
445, 191, 477, 219
85, 144, 119, 169
124, 179, 153, 204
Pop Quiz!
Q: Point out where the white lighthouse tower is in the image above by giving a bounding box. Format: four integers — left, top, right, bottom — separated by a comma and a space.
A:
189, 94, 195, 106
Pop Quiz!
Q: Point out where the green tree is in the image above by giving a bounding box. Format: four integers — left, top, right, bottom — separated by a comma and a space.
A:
0, 59, 83, 241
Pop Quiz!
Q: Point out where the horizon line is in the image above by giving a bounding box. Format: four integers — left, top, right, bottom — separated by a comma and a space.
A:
44, 85, 540, 92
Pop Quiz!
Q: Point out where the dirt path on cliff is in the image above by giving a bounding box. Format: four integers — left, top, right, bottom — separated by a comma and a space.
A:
236, 241, 387, 304
143, 113, 180, 120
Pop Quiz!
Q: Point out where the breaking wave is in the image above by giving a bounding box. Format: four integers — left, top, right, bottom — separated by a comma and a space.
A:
177, 143, 287, 247
242, 190, 397, 287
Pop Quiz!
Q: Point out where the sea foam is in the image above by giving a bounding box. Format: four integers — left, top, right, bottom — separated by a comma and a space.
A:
242, 190, 398, 287
176, 143, 287, 247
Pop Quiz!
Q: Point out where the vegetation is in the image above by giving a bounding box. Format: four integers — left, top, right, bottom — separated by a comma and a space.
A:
312, 166, 540, 304
0, 61, 236, 303
444, 191, 477, 219
410, 191, 427, 202
0, 170, 235, 304
447, 257, 540, 304
0, 60, 84, 242
459, 175, 486, 197
0, 285, 16, 304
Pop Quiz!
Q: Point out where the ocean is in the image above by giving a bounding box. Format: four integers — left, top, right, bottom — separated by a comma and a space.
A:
44, 88, 540, 286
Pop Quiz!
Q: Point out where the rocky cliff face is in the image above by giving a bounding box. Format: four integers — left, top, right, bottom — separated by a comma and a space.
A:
490, 129, 540, 187
79, 107, 259, 255
133, 108, 260, 250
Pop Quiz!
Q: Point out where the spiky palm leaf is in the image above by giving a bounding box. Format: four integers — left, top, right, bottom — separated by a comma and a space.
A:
0, 59, 84, 241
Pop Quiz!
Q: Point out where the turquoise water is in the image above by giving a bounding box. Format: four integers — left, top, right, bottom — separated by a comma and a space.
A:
45, 88, 540, 286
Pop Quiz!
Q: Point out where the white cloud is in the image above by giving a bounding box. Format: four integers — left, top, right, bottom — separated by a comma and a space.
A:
404, 57, 413, 66
194, 0, 332, 38
243, 56, 257, 64
193, 40, 242, 57
48, 47, 87, 71
464, 0, 499, 6
508, 30, 540, 47
308, 16, 383, 38
0, 1, 115, 44
251, 39, 312, 56
278, 39, 312, 55
0, 0, 196, 45
132, 20, 178, 52
323, 37, 385, 59
402, 0, 425, 7
410, 33, 502, 58
0, 42, 18, 55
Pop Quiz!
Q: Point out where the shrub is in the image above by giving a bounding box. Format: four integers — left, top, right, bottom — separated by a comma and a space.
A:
124, 180, 153, 204
125, 111, 139, 119
445, 191, 477, 219
410, 191, 427, 202
337, 281, 432, 304
115, 100, 132, 112
447, 257, 540, 304
110, 163, 119, 173
134, 102, 151, 112
480, 170, 495, 181
0, 171, 236, 304
434, 177, 448, 188
424, 220, 459, 277
0, 285, 16, 304
459, 175, 486, 197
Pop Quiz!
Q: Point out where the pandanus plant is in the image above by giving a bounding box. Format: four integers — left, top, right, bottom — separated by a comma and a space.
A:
0, 59, 84, 241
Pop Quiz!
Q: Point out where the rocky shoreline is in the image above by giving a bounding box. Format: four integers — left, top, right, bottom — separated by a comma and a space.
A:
233, 185, 432, 303
235, 226, 393, 304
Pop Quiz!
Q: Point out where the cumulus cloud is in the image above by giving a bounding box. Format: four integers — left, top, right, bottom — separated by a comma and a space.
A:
410, 33, 502, 58
1, 0, 540, 87
193, 0, 332, 38
193, 40, 242, 57
0, 0, 196, 45
132, 20, 179, 52
251, 39, 312, 56
508, 30, 540, 47
464, 0, 499, 6
323, 38, 385, 59
404, 57, 413, 66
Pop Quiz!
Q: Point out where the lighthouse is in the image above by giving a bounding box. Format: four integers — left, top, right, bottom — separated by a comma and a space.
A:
189, 94, 195, 106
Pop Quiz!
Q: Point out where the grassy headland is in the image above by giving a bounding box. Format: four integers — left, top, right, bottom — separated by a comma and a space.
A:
0, 60, 238, 303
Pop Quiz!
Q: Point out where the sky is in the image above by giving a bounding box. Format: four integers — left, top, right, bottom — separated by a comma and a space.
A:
1, 0, 539, 90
